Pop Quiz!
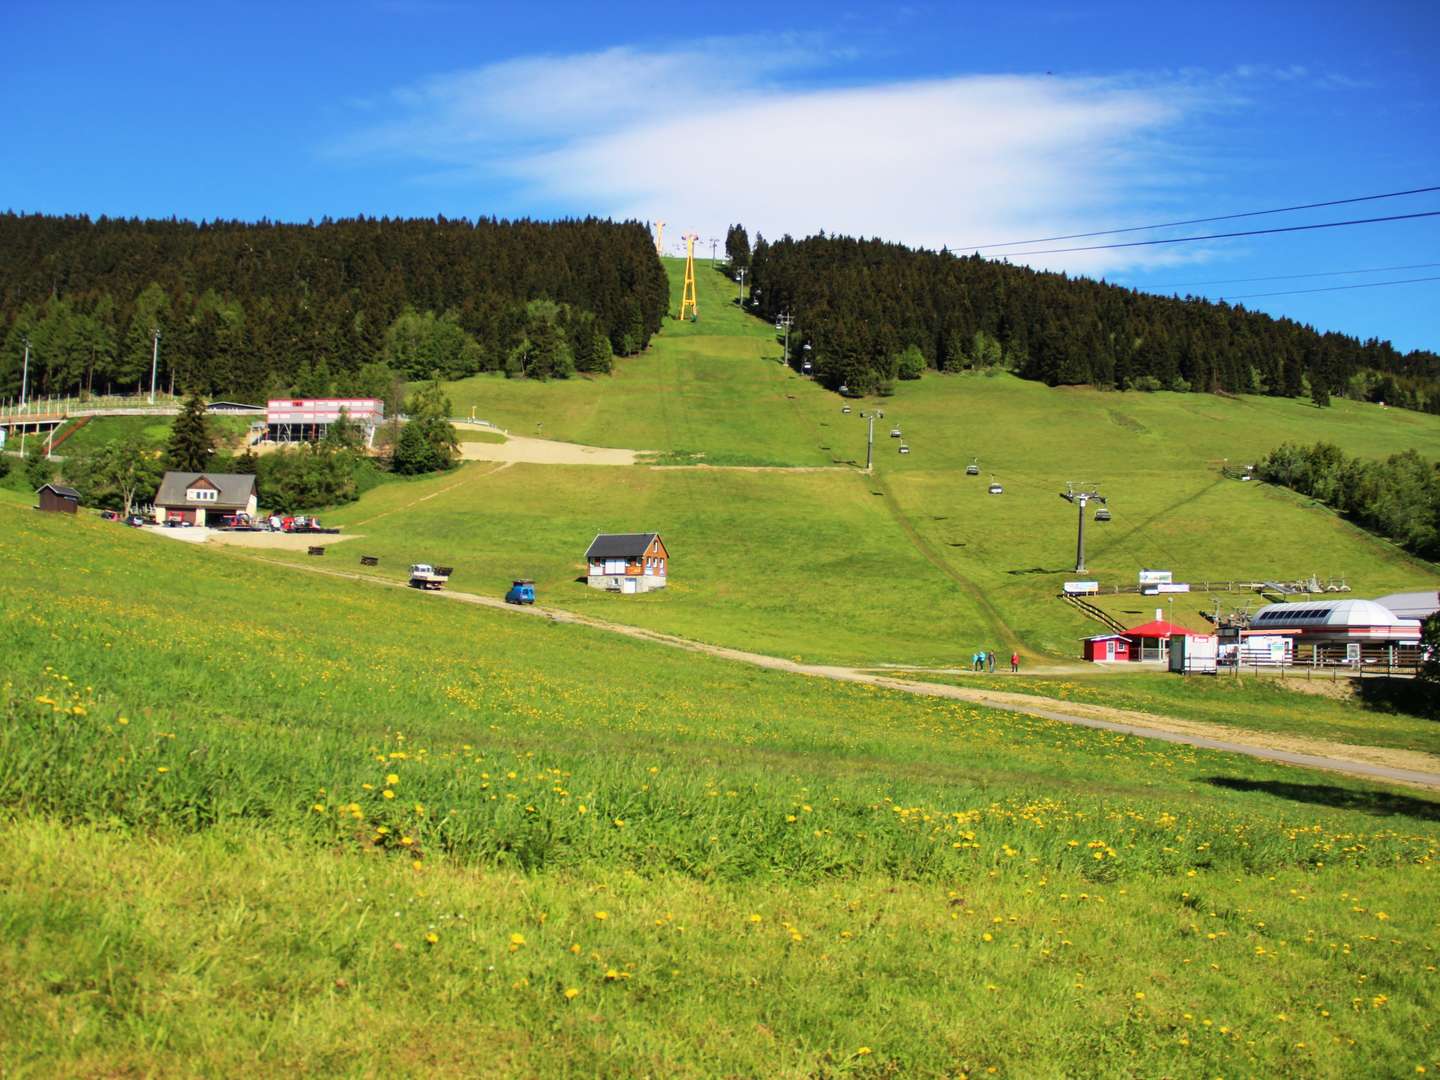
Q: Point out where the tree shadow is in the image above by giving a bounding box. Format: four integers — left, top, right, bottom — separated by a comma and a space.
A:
1007, 567, 1068, 576
1202, 776, 1440, 822
1352, 677, 1439, 720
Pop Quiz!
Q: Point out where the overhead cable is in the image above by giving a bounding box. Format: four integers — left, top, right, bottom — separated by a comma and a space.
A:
1142, 262, 1440, 290
955, 185, 1440, 251
1220, 274, 1440, 301
981, 210, 1440, 258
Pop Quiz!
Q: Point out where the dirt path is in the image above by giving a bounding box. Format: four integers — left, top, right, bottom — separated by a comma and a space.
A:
234, 556, 1440, 791
457, 434, 640, 466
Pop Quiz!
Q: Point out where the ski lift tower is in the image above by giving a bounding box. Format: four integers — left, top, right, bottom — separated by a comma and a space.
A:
678, 233, 699, 321
654, 220, 666, 256
1059, 482, 1109, 574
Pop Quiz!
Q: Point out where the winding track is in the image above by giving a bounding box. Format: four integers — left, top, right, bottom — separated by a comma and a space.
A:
232, 552, 1440, 792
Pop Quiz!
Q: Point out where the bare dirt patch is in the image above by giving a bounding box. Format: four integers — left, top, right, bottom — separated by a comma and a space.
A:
457, 435, 640, 466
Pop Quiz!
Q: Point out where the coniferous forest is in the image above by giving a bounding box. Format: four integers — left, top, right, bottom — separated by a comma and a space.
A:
746, 232, 1440, 412
0, 214, 668, 400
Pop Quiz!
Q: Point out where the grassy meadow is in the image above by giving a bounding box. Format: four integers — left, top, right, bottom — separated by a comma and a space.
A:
3, 503, 1439, 1076
386, 255, 1440, 670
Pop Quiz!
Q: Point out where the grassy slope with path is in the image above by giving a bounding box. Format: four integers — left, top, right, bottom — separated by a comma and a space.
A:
345, 257, 1439, 670
3, 502, 1439, 1077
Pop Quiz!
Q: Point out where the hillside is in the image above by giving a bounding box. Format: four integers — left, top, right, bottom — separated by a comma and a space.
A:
281, 257, 1440, 671
4, 499, 1439, 1076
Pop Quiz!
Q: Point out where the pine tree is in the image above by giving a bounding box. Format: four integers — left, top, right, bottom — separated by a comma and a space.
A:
165, 390, 215, 471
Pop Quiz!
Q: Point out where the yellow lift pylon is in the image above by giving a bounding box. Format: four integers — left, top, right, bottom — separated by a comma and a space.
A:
654, 220, 666, 255
677, 233, 699, 321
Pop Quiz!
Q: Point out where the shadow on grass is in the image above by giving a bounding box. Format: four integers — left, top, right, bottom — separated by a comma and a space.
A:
1352, 677, 1439, 720
1007, 566, 1068, 576
1203, 776, 1440, 822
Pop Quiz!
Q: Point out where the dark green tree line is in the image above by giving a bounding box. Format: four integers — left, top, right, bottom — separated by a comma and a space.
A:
0, 214, 668, 400
1260, 442, 1440, 561
745, 232, 1440, 410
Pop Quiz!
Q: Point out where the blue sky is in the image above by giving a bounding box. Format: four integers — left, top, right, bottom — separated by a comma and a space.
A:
2, 1, 1436, 351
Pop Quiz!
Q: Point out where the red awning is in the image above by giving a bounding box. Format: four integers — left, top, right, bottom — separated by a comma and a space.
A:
1123, 619, 1197, 638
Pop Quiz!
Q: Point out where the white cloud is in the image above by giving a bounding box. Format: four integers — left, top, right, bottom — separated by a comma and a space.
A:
332, 43, 1236, 276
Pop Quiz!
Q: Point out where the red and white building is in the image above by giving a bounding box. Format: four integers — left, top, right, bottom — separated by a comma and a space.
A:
265, 398, 384, 445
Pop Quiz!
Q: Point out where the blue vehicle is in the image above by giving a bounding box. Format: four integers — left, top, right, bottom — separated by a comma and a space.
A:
505, 579, 536, 605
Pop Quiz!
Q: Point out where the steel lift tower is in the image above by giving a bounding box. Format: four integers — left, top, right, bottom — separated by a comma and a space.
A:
654, 220, 666, 256
677, 233, 699, 321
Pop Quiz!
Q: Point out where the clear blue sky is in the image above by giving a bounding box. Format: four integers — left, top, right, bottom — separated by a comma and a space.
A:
2, 1, 1436, 351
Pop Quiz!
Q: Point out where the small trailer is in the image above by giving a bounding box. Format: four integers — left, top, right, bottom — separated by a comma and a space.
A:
409, 563, 449, 591
505, 579, 536, 605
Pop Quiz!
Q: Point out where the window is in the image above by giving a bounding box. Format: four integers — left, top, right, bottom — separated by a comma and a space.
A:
604, 558, 625, 575
187, 487, 218, 502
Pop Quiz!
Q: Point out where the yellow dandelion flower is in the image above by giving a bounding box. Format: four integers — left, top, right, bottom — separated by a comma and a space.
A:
386, 773, 400, 786
593, 911, 608, 921
510, 933, 526, 946
383, 789, 396, 800
748, 913, 763, 924
564, 988, 580, 999
613, 818, 625, 828
857, 1047, 872, 1056
425, 932, 438, 945
570, 943, 581, 954
982, 932, 993, 942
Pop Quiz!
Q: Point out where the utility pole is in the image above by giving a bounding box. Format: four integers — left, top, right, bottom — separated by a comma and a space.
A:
776, 312, 794, 366
709, 238, 719, 263
736, 267, 747, 307
1059, 482, 1107, 574
148, 328, 161, 405
19, 337, 30, 411
860, 410, 883, 473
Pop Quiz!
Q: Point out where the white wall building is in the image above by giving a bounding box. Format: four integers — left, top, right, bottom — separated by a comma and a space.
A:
266, 398, 384, 444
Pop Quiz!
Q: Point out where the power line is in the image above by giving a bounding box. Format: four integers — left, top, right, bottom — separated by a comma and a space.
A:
1141, 262, 1440, 290
955, 184, 1440, 251
1219, 274, 1440, 301
981, 210, 1440, 258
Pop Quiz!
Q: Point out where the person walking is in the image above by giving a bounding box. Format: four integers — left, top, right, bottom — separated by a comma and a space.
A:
987, 650, 996, 673
1010, 651, 1020, 673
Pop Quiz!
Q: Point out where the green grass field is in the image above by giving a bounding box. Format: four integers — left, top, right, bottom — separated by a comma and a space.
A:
3, 504, 1439, 1077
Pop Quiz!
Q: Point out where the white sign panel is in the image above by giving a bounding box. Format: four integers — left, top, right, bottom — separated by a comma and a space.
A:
1138, 569, 1172, 586
1156, 583, 1191, 594
1064, 581, 1100, 595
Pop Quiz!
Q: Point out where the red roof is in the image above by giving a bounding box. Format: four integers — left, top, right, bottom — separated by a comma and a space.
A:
1123, 619, 1197, 638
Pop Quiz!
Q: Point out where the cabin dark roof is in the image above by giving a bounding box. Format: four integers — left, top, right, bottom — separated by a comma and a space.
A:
586, 532, 660, 559
38, 484, 81, 499
155, 471, 257, 509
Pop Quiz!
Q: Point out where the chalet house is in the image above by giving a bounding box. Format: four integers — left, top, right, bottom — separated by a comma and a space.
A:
154, 471, 258, 526
585, 532, 669, 594
36, 483, 81, 514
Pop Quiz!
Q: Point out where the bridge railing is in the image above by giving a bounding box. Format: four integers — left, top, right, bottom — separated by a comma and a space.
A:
0, 392, 180, 423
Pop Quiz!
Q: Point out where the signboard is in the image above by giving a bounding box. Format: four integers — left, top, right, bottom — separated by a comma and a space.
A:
1138, 569, 1172, 586
1155, 583, 1191, 594
1063, 581, 1100, 595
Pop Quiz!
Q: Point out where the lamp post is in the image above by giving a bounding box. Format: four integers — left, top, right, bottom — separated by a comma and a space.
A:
736, 267, 746, 306
19, 336, 30, 411
1059, 482, 1107, 574
148, 328, 161, 405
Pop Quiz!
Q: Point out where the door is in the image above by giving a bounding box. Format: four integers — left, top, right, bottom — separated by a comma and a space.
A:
621, 577, 638, 594
1105, 640, 1115, 661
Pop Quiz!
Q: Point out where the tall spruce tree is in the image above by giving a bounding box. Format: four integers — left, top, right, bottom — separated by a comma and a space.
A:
165, 390, 215, 471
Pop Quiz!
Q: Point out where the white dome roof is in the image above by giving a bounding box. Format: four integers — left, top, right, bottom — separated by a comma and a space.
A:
1253, 599, 1419, 628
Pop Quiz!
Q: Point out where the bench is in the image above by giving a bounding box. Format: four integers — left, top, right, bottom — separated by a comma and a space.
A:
308, 546, 325, 556
360, 555, 379, 567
